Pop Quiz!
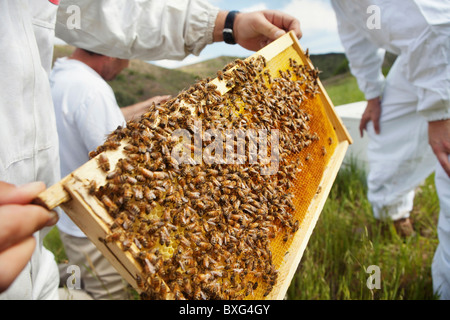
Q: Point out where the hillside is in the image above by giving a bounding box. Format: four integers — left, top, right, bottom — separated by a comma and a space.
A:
53, 46, 390, 108
52, 46, 198, 107
177, 53, 350, 81
177, 56, 243, 79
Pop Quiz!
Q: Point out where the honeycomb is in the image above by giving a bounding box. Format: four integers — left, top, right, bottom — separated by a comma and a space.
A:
87, 45, 338, 300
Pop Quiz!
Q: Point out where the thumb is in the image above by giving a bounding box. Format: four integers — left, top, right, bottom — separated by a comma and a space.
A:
255, 17, 286, 40
0, 181, 46, 205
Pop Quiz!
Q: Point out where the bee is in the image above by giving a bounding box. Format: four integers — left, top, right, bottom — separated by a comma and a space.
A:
121, 238, 132, 250
120, 159, 135, 173
162, 209, 171, 222
136, 275, 145, 289
124, 144, 138, 153
143, 186, 156, 201
101, 195, 118, 215
292, 220, 300, 233
105, 231, 122, 243
321, 146, 327, 156
103, 140, 121, 151
138, 235, 151, 248
88, 150, 99, 159
122, 183, 133, 202
159, 226, 171, 246
144, 258, 156, 275
106, 169, 121, 180
135, 174, 146, 182
87, 180, 97, 195
177, 234, 191, 248
197, 241, 212, 251
226, 79, 235, 88
172, 283, 185, 300
97, 154, 110, 172
263, 285, 273, 297
133, 185, 144, 201
127, 203, 141, 216
194, 287, 208, 300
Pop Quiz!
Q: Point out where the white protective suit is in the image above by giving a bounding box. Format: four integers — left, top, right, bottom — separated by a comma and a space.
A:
331, 0, 450, 299
0, 0, 219, 299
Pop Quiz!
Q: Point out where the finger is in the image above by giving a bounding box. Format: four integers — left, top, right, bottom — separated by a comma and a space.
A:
0, 181, 46, 205
160, 95, 172, 102
436, 152, 450, 178
264, 11, 301, 39
0, 204, 58, 252
434, 140, 450, 177
289, 18, 302, 39
0, 237, 36, 293
255, 12, 287, 41
372, 117, 381, 135
359, 118, 368, 138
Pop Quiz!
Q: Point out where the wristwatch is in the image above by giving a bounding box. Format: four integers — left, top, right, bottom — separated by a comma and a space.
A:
223, 11, 239, 45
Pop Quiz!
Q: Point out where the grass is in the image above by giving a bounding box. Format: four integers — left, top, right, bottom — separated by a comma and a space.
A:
44, 52, 440, 300
323, 74, 365, 106
287, 160, 439, 300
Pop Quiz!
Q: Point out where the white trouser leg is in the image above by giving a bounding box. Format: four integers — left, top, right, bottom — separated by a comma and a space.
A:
366, 58, 437, 220
432, 156, 450, 299
366, 113, 436, 220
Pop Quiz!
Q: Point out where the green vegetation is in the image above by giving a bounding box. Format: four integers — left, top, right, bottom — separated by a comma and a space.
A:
46, 48, 438, 300
287, 162, 439, 300
178, 56, 242, 80
323, 75, 365, 106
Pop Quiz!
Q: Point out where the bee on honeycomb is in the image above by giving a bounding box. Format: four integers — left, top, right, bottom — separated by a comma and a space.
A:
88, 54, 323, 300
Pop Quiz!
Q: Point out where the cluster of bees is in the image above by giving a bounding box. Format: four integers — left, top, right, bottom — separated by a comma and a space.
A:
88, 54, 322, 299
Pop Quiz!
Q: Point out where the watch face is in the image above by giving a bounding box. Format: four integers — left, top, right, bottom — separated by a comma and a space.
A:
223, 28, 236, 44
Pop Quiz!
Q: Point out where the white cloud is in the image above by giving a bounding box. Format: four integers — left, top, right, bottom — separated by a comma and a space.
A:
241, 3, 268, 12
279, 0, 343, 54
281, 0, 338, 33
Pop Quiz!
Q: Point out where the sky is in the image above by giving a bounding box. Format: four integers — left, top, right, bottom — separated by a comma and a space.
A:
152, 0, 344, 69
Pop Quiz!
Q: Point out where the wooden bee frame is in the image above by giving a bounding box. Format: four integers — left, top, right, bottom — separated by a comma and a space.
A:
35, 32, 352, 300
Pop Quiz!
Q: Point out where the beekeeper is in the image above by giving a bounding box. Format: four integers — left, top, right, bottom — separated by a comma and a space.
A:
331, 0, 450, 298
0, 0, 301, 299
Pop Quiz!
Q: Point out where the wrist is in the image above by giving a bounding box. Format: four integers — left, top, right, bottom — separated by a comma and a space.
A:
213, 10, 240, 44
213, 11, 227, 42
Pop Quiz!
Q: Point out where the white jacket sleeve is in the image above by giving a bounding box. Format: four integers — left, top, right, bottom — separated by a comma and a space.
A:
403, 6, 450, 122
331, 1, 385, 101
55, 0, 220, 61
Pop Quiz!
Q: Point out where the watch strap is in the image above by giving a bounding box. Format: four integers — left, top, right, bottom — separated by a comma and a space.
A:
223, 11, 239, 45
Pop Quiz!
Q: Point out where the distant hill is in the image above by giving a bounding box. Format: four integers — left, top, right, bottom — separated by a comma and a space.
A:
52, 45, 198, 107
177, 53, 350, 81
177, 56, 243, 79
52, 46, 394, 109
309, 53, 349, 80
